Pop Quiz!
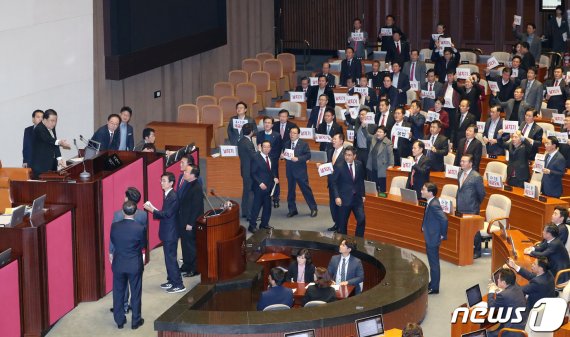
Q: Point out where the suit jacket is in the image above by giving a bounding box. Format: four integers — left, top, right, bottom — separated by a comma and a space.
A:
422, 197, 448, 247
390, 121, 413, 162
177, 180, 204, 232
453, 82, 482, 120
518, 268, 556, 310
251, 153, 278, 192
30, 122, 61, 178
441, 81, 461, 108
327, 254, 364, 293
110, 209, 148, 254
408, 113, 426, 140
366, 137, 394, 178
348, 86, 378, 112
521, 52, 536, 71
237, 136, 256, 178
366, 71, 389, 89
431, 48, 461, 83
454, 138, 483, 172
531, 238, 570, 283
348, 30, 368, 59
272, 121, 298, 144
486, 75, 515, 102
92, 125, 120, 151
420, 81, 443, 111
542, 150, 566, 198
456, 170, 486, 214
283, 139, 311, 178
306, 86, 335, 109
258, 130, 282, 160
373, 111, 396, 135
483, 118, 509, 156
110, 219, 146, 274
378, 24, 405, 51
227, 116, 256, 146
385, 40, 411, 65
286, 261, 315, 283
331, 160, 366, 206
391, 71, 411, 106
558, 223, 569, 246
315, 72, 336, 87
513, 29, 542, 61
487, 284, 528, 334
544, 78, 570, 112
406, 155, 432, 198
519, 122, 543, 159
492, 97, 531, 124
256, 285, 294, 311
403, 60, 426, 84
379, 85, 400, 109
316, 122, 343, 152
546, 17, 570, 53
452, 112, 477, 149
426, 134, 449, 172
22, 125, 35, 165
308, 105, 334, 129
340, 58, 362, 86
294, 85, 309, 95
302, 285, 337, 305
153, 190, 180, 242
501, 139, 532, 183
519, 79, 543, 111
511, 67, 527, 86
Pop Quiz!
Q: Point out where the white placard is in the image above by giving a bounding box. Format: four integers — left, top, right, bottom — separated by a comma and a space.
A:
368, 79, 373, 88
381, 28, 393, 37
547, 86, 563, 96
334, 93, 347, 104
456, 67, 471, 79
556, 132, 569, 143
351, 32, 364, 42
547, 130, 556, 137
283, 149, 295, 161
318, 162, 334, 177
432, 33, 442, 41
476, 121, 486, 134
354, 86, 369, 96
346, 95, 360, 107
439, 198, 452, 214
524, 182, 537, 198
364, 112, 376, 124
347, 129, 355, 141
220, 145, 238, 157
488, 81, 500, 92
503, 120, 519, 134
426, 111, 440, 122
393, 125, 411, 138
487, 56, 500, 69
421, 90, 436, 99
289, 91, 305, 103
486, 172, 503, 188
348, 107, 359, 119
445, 164, 460, 179
400, 157, 414, 172
232, 118, 248, 130
566, 72, 570, 81
315, 134, 332, 143
439, 37, 452, 48
533, 159, 545, 173
309, 77, 318, 86
299, 128, 314, 139
410, 80, 419, 91
514, 15, 522, 26
511, 68, 519, 78
420, 139, 432, 148
553, 113, 566, 124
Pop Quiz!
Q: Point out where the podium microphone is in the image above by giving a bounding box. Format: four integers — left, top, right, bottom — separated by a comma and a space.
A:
74, 139, 91, 180
210, 189, 231, 208
202, 189, 220, 217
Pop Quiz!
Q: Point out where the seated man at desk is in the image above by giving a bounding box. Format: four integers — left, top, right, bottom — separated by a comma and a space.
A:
327, 238, 364, 294
552, 206, 569, 246
507, 257, 556, 310
257, 267, 294, 311
524, 223, 570, 284
487, 268, 528, 337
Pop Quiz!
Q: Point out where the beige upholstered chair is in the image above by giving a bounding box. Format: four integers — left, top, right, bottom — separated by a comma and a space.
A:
262, 304, 290, 311
196, 95, 217, 117
177, 104, 200, 123
444, 153, 455, 166
479, 194, 512, 253
277, 53, 296, 90
213, 82, 234, 99
491, 51, 511, 64
459, 51, 477, 64
389, 176, 408, 196
484, 161, 508, 182
440, 184, 458, 208
219, 96, 240, 120
250, 71, 273, 107
279, 101, 302, 118
228, 70, 249, 86
242, 58, 261, 75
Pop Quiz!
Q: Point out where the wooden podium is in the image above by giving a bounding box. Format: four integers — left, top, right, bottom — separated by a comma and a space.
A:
196, 201, 245, 283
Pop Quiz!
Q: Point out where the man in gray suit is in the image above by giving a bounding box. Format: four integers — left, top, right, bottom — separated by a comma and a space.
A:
403, 49, 427, 85
456, 154, 486, 259
519, 67, 543, 112
513, 22, 541, 61
348, 18, 368, 59
327, 238, 364, 294
490, 87, 531, 124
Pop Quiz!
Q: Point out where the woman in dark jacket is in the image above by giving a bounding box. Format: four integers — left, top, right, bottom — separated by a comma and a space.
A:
302, 267, 337, 305
286, 248, 315, 283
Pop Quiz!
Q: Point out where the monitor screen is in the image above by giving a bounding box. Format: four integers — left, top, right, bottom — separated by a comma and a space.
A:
461, 328, 488, 337
284, 329, 315, 337
355, 314, 385, 337
492, 268, 502, 285
540, 0, 563, 11
466, 284, 483, 307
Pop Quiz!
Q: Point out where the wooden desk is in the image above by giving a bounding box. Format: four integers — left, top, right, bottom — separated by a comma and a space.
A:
450, 295, 493, 337
479, 155, 507, 173
352, 194, 483, 266
491, 230, 534, 286
386, 168, 568, 242
146, 121, 213, 157
0, 256, 22, 337
283, 282, 354, 307
257, 252, 291, 289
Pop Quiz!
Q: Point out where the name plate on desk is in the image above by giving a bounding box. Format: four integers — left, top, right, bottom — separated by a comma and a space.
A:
523, 182, 538, 198
299, 128, 314, 139
487, 172, 503, 188
439, 198, 453, 214
488, 154, 498, 159
289, 91, 305, 102
220, 145, 238, 157
539, 196, 547, 202
503, 185, 513, 191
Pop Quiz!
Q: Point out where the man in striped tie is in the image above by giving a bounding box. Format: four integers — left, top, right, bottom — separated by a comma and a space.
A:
327, 238, 364, 294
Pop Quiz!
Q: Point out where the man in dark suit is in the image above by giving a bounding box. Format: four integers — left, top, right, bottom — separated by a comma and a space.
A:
431, 46, 460, 83
340, 47, 362, 86
454, 125, 483, 172
541, 136, 567, 198
420, 182, 448, 294
420, 70, 443, 111
451, 99, 477, 150
526, 224, 570, 284
378, 14, 405, 51
327, 238, 365, 294
486, 268, 528, 337
248, 140, 279, 233
552, 206, 569, 246
456, 154, 486, 258
510, 56, 527, 86
349, 76, 378, 111
379, 75, 400, 109
373, 99, 395, 134
22, 109, 43, 168
257, 268, 293, 310
177, 165, 203, 278
307, 94, 333, 129
30, 109, 70, 178
281, 126, 318, 218
390, 62, 411, 107
491, 87, 530, 124
408, 100, 426, 140
483, 105, 509, 156
237, 124, 256, 219
316, 108, 343, 152
347, 108, 374, 176
315, 62, 336, 88
507, 257, 556, 310
325, 133, 346, 232
519, 42, 536, 71
145, 172, 184, 293
331, 146, 366, 237
110, 201, 146, 329
92, 113, 121, 151
403, 50, 427, 85
501, 131, 532, 188
272, 110, 297, 206
259, 116, 282, 208
485, 67, 516, 102
519, 107, 543, 160
366, 60, 388, 90
306, 75, 335, 110
406, 141, 432, 199
118, 106, 135, 151
425, 121, 449, 172
227, 101, 256, 146
385, 31, 410, 65
513, 22, 542, 61
390, 107, 413, 166
544, 66, 570, 113
295, 76, 310, 95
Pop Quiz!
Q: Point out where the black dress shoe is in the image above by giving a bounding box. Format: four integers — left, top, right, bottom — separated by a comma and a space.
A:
327, 225, 338, 232
286, 211, 298, 218
273, 200, 280, 208
183, 271, 200, 277
132, 318, 144, 330
117, 320, 126, 329
248, 226, 257, 234
428, 288, 439, 294
260, 225, 274, 230
473, 252, 481, 259
310, 209, 318, 217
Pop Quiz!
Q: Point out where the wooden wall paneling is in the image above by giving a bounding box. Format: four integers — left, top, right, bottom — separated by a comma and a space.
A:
419, 0, 436, 49
460, 0, 477, 43
479, 0, 496, 45
502, 0, 518, 51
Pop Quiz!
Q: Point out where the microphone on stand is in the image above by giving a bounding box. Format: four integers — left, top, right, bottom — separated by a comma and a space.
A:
202, 189, 221, 217
74, 139, 91, 179
210, 189, 231, 209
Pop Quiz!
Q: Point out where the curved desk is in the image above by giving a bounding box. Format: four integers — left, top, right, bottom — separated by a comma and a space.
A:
155, 230, 428, 336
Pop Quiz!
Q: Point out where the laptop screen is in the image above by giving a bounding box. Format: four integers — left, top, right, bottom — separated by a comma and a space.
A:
355, 314, 384, 337
492, 268, 502, 285
461, 328, 488, 337
466, 284, 483, 308
284, 329, 315, 337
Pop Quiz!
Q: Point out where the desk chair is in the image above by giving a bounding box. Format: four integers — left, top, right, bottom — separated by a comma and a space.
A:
555, 269, 570, 291
262, 304, 291, 311
484, 162, 508, 182
213, 82, 234, 99
499, 328, 528, 337
280, 102, 303, 118
479, 194, 512, 255
460, 51, 477, 64
440, 184, 458, 207
178, 104, 200, 123
0, 177, 11, 211
491, 51, 511, 64
389, 176, 408, 196
537, 122, 555, 135
558, 279, 570, 316
304, 300, 326, 307
444, 153, 456, 166
419, 49, 432, 62
530, 171, 543, 192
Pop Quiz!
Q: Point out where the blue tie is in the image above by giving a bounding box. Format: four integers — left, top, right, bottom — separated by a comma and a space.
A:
119, 123, 127, 150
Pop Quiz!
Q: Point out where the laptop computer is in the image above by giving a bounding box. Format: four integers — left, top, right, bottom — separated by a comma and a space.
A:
0, 205, 26, 227
466, 284, 487, 308
355, 313, 385, 337
30, 194, 46, 218
541, 108, 557, 120
264, 107, 284, 118
284, 329, 315, 337
364, 180, 378, 195
310, 150, 327, 163
0, 248, 12, 267
461, 329, 488, 337
492, 267, 502, 285
400, 188, 419, 205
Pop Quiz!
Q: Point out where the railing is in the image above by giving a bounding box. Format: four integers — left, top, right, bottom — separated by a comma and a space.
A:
278, 39, 311, 72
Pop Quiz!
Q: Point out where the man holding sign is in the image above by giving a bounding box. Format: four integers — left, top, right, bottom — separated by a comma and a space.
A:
378, 14, 405, 51
340, 47, 362, 86
406, 141, 432, 198
482, 105, 509, 156
391, 107, 413, 166
485, 67, 515, 102
379, 75, 400, 110
307, 75, 335, 111
516, 108, 543, 159
347, 18, 368, 59
316, 108, 343, 152
544, 67, 569, 113
500, 131, 532, 187
491, 86, 530, 124
227, 101, 256, 146
512, 21, 541, 61
385, 32, 410, 66
431, 44, 460, 83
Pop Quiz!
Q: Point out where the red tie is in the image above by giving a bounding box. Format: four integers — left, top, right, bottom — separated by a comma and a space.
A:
396, 42, 400, 54
429, 83, 433, 91
380, 114, 386, 126
349, 163, 354, 181
317, 108, 324, 125
522, 124, 529, 135
555, 79, 560, 86
265, 155, 271, 171
464, 139, 470, 153
410, 62, 415, 81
